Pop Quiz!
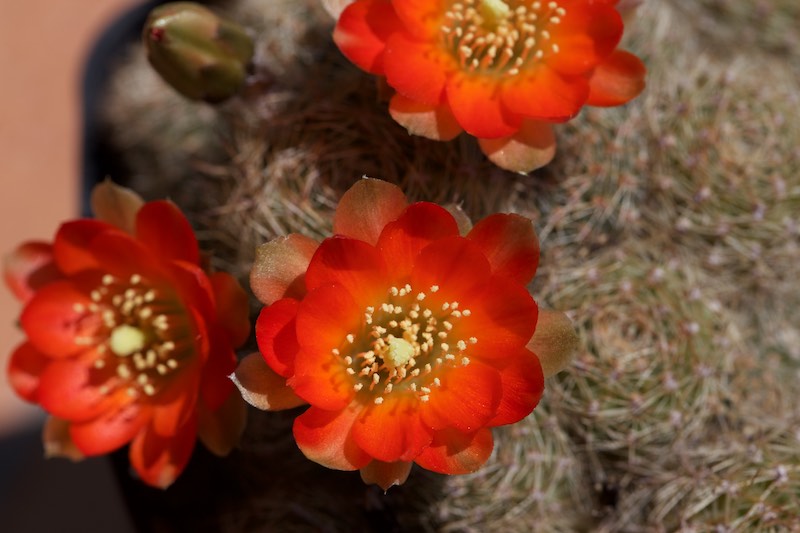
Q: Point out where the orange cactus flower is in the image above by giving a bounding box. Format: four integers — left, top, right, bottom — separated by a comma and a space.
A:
233, 178, 578, 489
4, 181, 250, 489
330, 0, 646, 172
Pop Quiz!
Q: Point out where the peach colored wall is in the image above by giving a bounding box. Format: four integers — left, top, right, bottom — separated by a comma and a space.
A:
0, 0, 140, 435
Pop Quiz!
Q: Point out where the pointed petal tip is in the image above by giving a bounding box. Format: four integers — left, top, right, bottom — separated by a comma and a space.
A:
528, 309, 579, 378
230, 352, 306, 411
90, 179, 144, 234
43, 417, 85, 462
359, 460, 413, 490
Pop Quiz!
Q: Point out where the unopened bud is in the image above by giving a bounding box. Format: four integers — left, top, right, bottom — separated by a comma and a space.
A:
143, 2, 254, 103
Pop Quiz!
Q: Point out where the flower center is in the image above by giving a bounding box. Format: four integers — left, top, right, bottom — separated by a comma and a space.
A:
108, 325, 146, 356
440, 0, 566, 76
73, 273, 189, 398
334, 283, 479, 405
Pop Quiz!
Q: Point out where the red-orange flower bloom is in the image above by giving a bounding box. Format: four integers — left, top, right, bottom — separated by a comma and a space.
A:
330, 0, 646, 172
234, 178, 577, 489
4, 181, 249, 488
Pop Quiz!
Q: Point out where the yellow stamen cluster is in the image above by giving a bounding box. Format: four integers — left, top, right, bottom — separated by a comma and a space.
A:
73, 273, 185, 398
441, 0, 566, 76
336, 283, 478, 405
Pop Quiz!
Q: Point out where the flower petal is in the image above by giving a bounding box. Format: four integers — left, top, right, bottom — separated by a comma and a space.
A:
460, 276, 538, 358
20, 280, 97, 359
359, 460, 412, 490
333, 178, 408, 246
7, 342, 48, 402
526, 309, 579, 378
501, 65, 588, 121
485, 349, 544, 426
197, 389, 247, 456
3, 241, 59, 303
393, 0, 446, 39
478, 120, 556, 173
334, 0, 399, 75
151, 369, 200, 437
352, 394, 433, 462
377, 202, 460, 280
209, 272, 250, 347
250, 234, 319, 305
388, 93, 462, 141
90, 180, 144, 234
420, 360, 502, 432
255, 298, 301, 378
165, 260, 216, 325
586, 49, 646, 107
135, 200, 200, 265
53, 220, 111, 275
548, 3, 623, 75
198, 325, 236, 412
304, 236, 387, 306
43, 416, 85, 461
446, 72, 522, 138
410, 236, 491, 304
466, 213, 540, 284
414, 427, 493, 475
129, 417, 197, 489
293, 404, 371, 470
69, 400, 149, 456
291, 285, 362, 410
230, 352, 306, 411
384, 34, 449, 105
36, 349, 119, 422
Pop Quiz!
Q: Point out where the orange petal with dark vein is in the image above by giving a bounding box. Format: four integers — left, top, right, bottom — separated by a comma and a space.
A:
586, 49, 646, 107
467, 213, 540, 284
36, 349, 119, 422
389, 93, 462, 141
415, 427, 494, 475
7, 342, 48, 402
478, 120, 556, 173
250, 234, 319, 305
69, 401, 149, 456
20, 280, 97, 359
333, 177, 408, 246
231, 352, 306, 411
294, 404, 371, 470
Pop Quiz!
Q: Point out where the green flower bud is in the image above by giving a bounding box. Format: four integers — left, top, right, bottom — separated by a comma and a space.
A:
143, 2, 254, 103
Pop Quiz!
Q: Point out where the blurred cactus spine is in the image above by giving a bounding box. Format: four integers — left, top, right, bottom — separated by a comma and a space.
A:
143, 2, 254, 103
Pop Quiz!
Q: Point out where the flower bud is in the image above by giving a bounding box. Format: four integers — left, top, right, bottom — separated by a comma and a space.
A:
143, 2, 254, 103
